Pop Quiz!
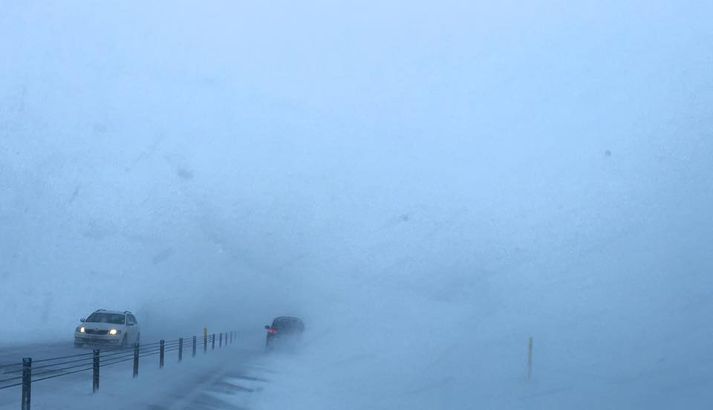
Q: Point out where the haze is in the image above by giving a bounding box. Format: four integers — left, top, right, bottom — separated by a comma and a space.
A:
1, 1, 712, 409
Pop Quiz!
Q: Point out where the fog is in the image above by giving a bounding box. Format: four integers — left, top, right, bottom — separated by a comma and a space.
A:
2, 0, 713, 408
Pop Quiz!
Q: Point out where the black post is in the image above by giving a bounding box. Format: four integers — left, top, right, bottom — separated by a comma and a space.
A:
219, 333, 223, 348
159, 340, 165, 368
192, 336, 197, 357
212, 334, 215, 350
133, 343, 139, 378
92, 350, 100, 393
204, 332, 208, 353
21, 357, 31, 410
178, 338, 183, 362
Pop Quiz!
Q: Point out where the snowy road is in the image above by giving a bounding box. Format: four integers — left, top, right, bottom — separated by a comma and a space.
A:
0, 337, 273, 410
0, 341, 79, 370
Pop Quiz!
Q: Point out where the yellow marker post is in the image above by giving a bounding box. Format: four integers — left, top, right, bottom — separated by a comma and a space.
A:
528, 337, 533, 381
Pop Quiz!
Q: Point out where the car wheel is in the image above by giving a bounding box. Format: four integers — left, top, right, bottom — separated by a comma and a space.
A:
120, 335, 128, 349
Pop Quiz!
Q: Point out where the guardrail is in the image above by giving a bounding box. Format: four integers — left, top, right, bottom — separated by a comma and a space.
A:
0, 330, 237, 410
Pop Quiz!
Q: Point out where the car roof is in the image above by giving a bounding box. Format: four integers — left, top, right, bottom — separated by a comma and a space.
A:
272, 316, 304, 326
92, 309, 131, 315
274, 316, 302, 321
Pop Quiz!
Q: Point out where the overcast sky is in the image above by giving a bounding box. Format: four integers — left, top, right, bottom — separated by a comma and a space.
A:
1, 1, 713, 408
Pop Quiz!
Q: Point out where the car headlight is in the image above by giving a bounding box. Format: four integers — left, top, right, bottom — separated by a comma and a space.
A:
77, 326, 85, 333
109, 329, 120, 336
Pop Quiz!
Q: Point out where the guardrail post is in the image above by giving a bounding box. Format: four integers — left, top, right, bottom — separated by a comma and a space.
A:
178, 338, 183, 362
212, 334, 215, 350
21, 357, 31, 410
204, 329, 208, 353
159, 340, 165, 368
219, 333, 223, 348
92, 350, 100, 393
192, 336, 197, 357
133, 343, 140, 378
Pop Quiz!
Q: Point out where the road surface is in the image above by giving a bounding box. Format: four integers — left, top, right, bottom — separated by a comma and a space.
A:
0, 335, 272, 410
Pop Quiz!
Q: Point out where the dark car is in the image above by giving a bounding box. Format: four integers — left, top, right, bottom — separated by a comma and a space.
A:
265, 316, 305, 350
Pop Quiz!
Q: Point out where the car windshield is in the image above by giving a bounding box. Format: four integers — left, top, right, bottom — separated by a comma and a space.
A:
86, 313, 125, 324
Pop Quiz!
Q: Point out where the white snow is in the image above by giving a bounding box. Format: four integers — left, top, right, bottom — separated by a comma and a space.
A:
1, 0, 713, 408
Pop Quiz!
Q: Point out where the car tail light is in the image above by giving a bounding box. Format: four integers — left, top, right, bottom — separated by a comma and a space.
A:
267, 328, 278, 335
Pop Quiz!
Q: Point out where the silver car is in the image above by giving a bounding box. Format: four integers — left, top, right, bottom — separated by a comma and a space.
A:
74, 309, 141, 348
